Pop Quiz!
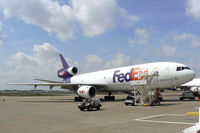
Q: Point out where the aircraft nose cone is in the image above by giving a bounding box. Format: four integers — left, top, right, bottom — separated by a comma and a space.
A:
190, 70, 196, 80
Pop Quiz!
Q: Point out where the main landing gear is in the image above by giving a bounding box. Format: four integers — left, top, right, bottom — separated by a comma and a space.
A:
74, 96, 84, 102
104, 92, 115, 101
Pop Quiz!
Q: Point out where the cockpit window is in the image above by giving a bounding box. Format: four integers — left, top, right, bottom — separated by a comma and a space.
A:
177, 67, 181, 71
185, 67, 190, 70
176, 66, 190, 71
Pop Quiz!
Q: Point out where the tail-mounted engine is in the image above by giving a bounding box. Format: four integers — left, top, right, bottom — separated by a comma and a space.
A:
58, 67, 78, 79
77, 86, 96, 98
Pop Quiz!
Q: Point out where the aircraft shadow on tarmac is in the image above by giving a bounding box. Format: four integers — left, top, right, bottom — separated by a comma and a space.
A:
18, 99, 75, 103
162, 99, 199, 102
17, 98, 189, 107
18, 97, 127, 103
158, 102, 181, 106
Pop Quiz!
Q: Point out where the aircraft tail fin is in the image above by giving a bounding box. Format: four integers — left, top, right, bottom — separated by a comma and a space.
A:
57, 54, 78, 80
59, 54, 69, 69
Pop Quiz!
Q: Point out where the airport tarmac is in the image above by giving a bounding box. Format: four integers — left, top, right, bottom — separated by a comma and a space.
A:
0, 91, 199, 133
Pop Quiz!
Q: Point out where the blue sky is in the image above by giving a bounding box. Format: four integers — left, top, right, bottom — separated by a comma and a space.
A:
0, 0, 200, 90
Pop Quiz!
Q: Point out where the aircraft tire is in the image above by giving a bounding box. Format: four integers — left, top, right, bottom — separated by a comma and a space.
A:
159, 97, 163, 101
87, 107, 92, 111
104, 96, 108, 101
108, 96, 111, 101
111, 96, 115, 101
97, 106, 100, 110
74, 97, 78, 102
78, 97, 83, 102
126, 96, 131, 100
80, 108, 84, 111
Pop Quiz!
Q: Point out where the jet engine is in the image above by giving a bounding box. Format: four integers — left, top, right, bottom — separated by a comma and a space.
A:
58, 66, 78, 78
77, 86, 96, 98
67, 67, 78, 75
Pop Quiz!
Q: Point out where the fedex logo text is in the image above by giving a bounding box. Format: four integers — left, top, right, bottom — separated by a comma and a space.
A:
79, 90, 85, 94
113, 68, 148, 83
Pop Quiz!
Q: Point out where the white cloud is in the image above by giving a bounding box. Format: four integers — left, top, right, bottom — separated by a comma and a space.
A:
86, 54, 103, 64
33, 43, 59, 59
174, 33, 200, 47
105, 53, 132, 68
0, 0, 76, 41
80, 53, 135, 73
174, 33, 193, 40
12, 52, 35, 66
72, 0, 138, 37
2, 42, 80, 89
129, 28, 149, 47
7, 43, 60, 68
135, 28, 149, 44
161, 45, 176, 56
186, 0, 200, 20
128, 39, 135, 47
80, 54, 104, 72
8, 43, 60, 76
0, 0, 138, 41
9, 43, 60, 71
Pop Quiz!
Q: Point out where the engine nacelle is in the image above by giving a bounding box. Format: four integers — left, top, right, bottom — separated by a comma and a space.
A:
77, 86, 96, 98
67, 67, 78, 75
58, 66, 78, 79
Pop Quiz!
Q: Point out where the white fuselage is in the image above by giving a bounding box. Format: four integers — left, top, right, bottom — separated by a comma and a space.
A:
70, 62, 195, 91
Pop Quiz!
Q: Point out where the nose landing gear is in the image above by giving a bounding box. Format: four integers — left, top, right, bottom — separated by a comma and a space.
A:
104, 92, 115, 101
74, 96, 84, 102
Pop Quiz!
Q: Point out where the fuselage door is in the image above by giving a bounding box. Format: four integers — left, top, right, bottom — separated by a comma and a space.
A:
164, 66, 173, 87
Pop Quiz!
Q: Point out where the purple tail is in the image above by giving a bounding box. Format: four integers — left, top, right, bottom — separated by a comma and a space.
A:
59, 54, 69, 69
57, 54, 78, 81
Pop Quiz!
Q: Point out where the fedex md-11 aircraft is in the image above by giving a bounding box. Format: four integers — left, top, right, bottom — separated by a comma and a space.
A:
9, 54, 195, 103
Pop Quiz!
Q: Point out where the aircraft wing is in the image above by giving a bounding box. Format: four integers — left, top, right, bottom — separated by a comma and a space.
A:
34, 79, 63, 83
8, 82, 107, 91
181, 78, 200, 87
181, 82, 200, 87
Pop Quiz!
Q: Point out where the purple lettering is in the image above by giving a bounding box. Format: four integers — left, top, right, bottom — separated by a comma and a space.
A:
113, 70, 120, 83
113, 68, 134, 83
118, 73, 125, 82
124, 72, 131, 82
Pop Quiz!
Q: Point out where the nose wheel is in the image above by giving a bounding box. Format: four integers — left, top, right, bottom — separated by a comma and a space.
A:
104, 92, 115, 101
74, 96, 84, 102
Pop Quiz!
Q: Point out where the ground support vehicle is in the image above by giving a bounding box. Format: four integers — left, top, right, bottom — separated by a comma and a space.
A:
78, 99, 102, 111
179, 91, 196, 101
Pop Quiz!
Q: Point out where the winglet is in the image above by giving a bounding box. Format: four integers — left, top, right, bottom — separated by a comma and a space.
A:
59, 54, 69, 69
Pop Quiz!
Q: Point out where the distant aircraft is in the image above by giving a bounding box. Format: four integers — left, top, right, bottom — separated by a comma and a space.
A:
9, 54, 195, 104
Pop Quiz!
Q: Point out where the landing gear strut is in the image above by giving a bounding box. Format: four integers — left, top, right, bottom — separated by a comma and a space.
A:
104, 92, 115, 101
74, 96, 84, 102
